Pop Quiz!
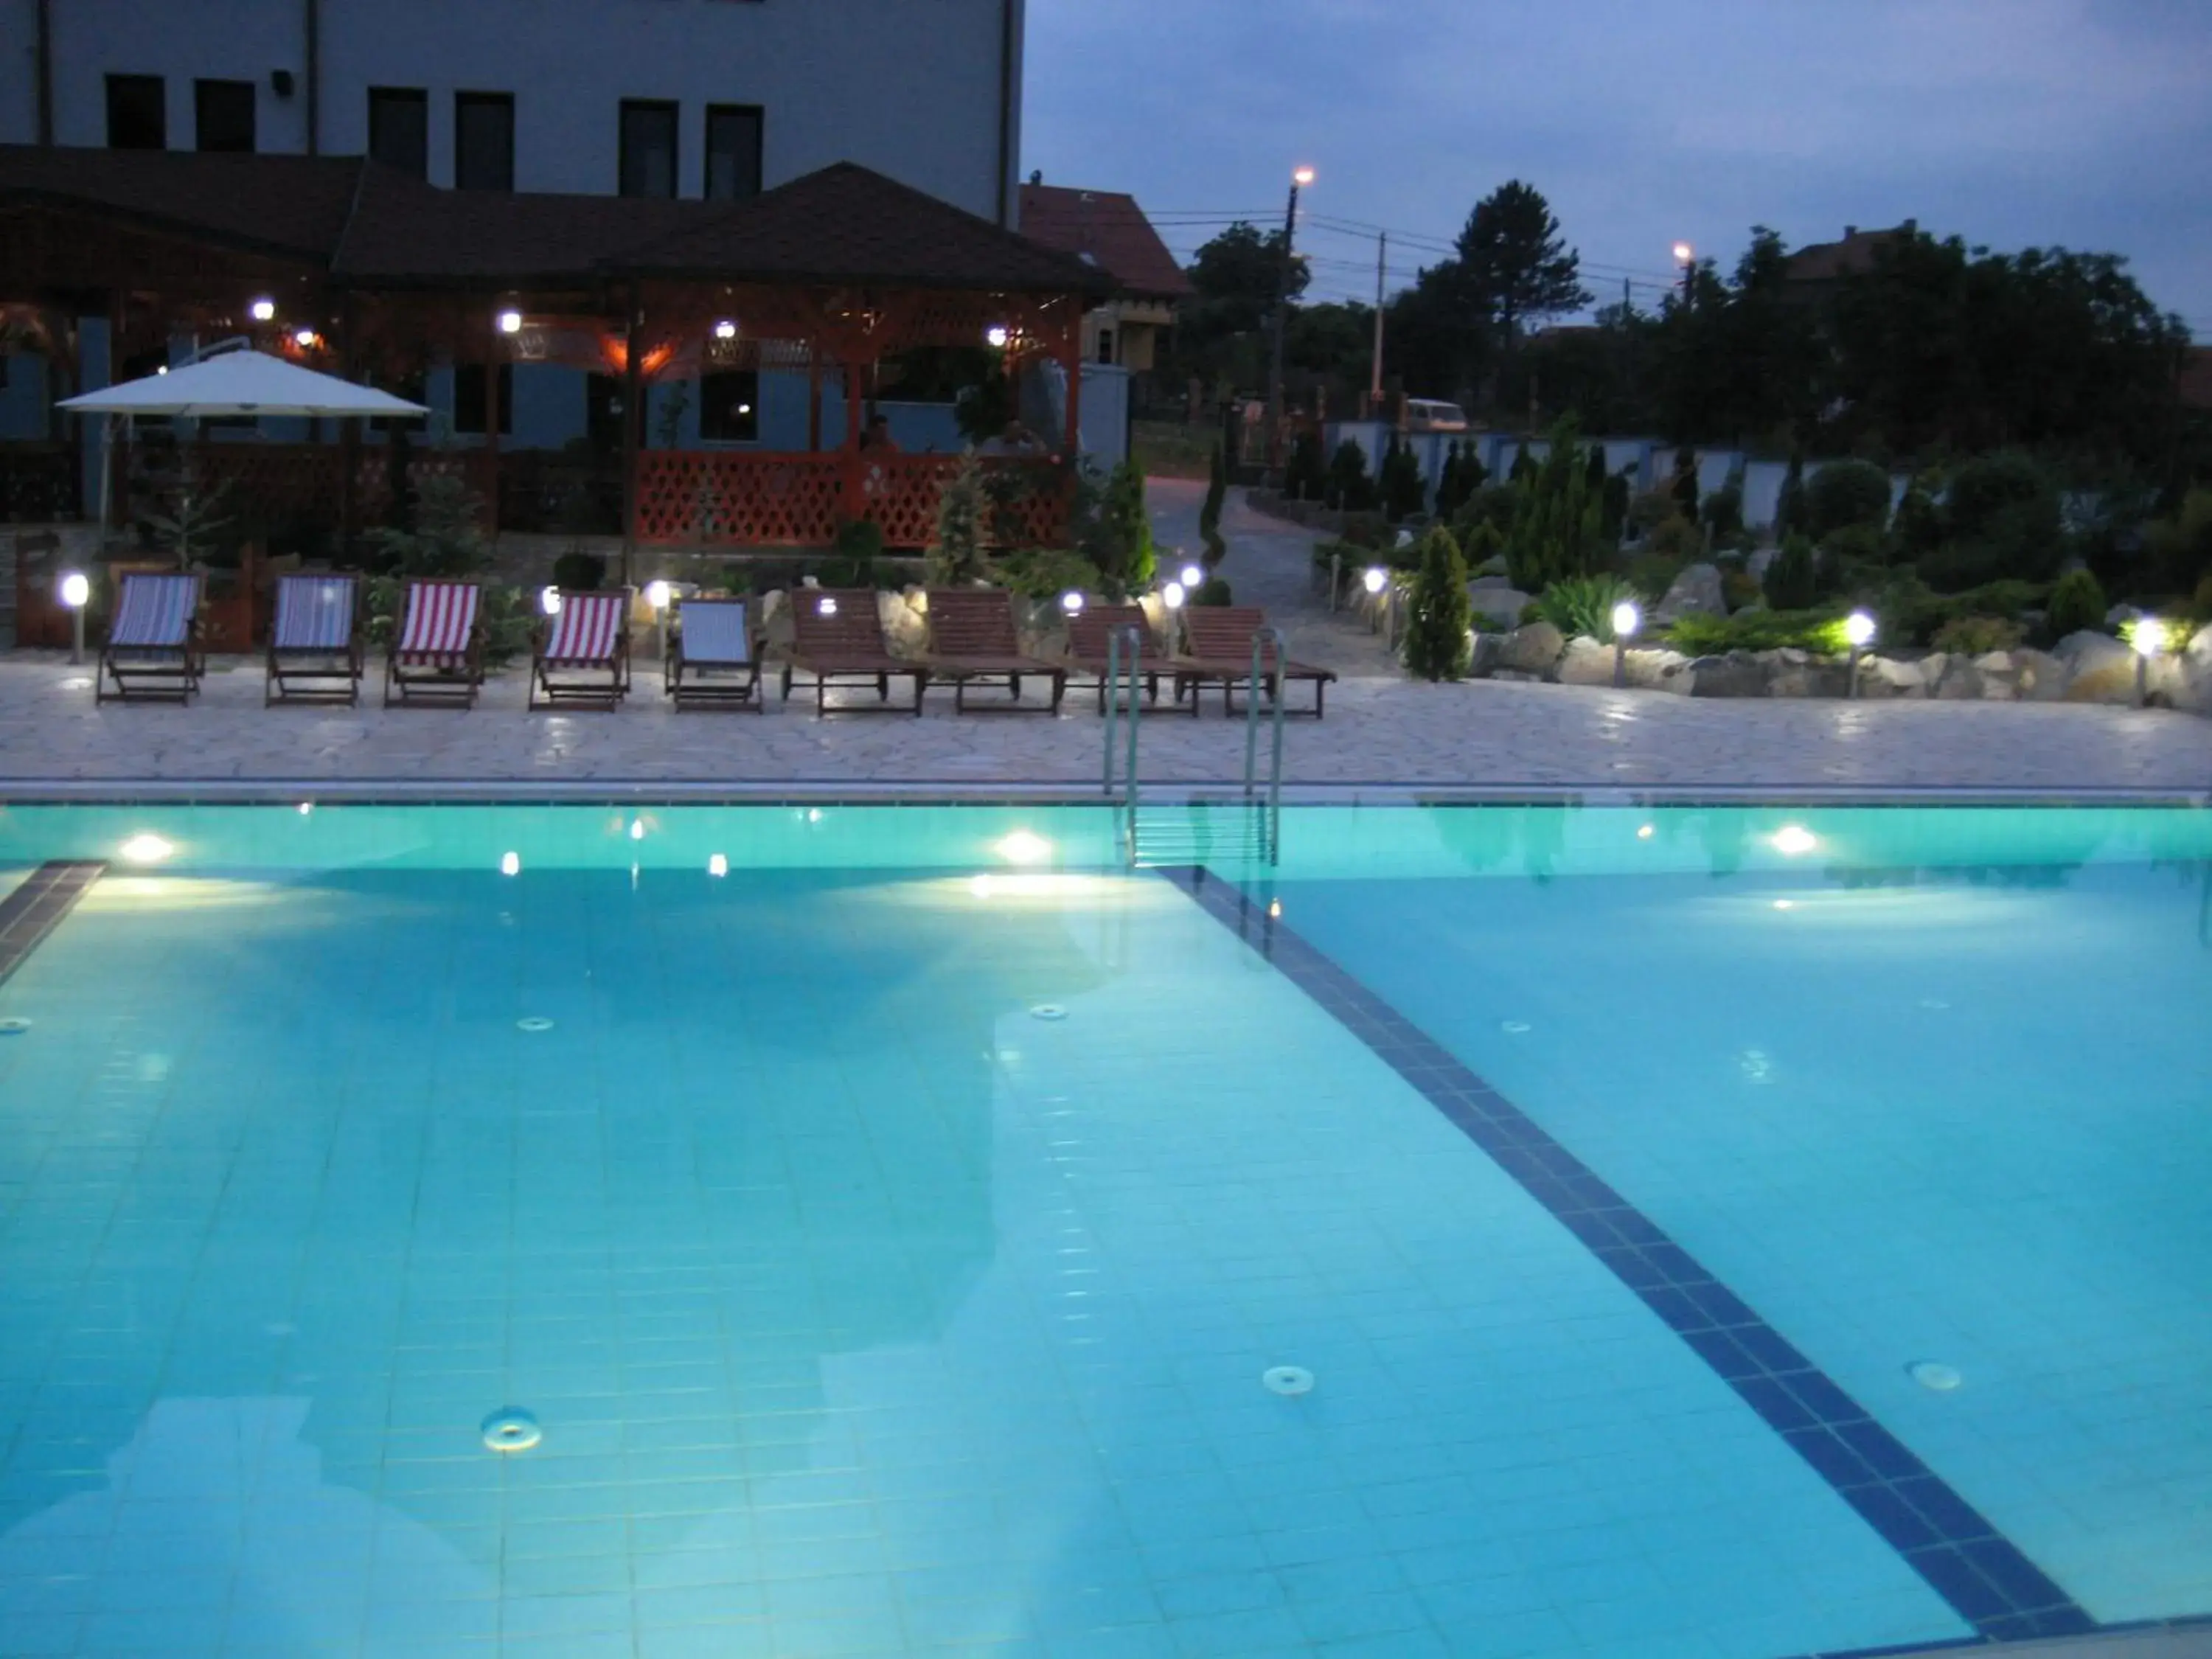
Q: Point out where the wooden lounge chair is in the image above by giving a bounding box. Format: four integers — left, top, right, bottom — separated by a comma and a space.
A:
265, 573, 363, 706
1175, 605, 1337, 718
530, 588, 633, 711
384, 578, 484, 708
664, 596, 762, 711
781, 587, 926, 714
1064, 602, 1168, 712
97, 571, 204, 704
923, 588, 1066, 714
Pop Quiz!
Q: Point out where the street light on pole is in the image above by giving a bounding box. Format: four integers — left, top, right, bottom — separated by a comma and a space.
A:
1266, 166, 1315, 479
1672, 242, 1694, 300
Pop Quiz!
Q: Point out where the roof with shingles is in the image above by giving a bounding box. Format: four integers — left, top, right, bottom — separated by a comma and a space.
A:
1018, 183, 1192, 300
0, 145, 1110, 295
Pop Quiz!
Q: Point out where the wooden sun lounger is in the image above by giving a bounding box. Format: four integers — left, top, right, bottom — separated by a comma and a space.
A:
1174, 605, 1338, 718
664, 597, 763, 711
781, 587, 926, 714
385, 579, 485, 708
1063, 603, 1168, 712
98, 571, 204, 704
531, 588, 633, 711
924, 588, 1066, 714
265, 573, 364, 706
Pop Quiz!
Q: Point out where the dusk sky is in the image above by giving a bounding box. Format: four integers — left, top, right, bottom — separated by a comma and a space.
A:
1023, 0, 2212, 335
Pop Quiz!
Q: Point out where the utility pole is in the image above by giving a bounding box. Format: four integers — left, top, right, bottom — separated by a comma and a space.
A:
1265, 166, 1313, 476
1368, 232, 1386, 414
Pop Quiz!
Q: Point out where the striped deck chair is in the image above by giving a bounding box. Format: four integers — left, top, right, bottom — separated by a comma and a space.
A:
664, 597, 762, 711
383, 579, 484, 708
97, 571, 204, 704
265, 574, 364, 706
530, 588, 633, 711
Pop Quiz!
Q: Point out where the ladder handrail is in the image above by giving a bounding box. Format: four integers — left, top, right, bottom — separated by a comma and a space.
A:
1103, 622, 1143, 863
1242, 625, 1288, 864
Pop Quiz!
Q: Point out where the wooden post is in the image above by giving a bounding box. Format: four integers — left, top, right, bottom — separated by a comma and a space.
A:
482, 333, 502, 538
619, 303, 642, 588
336, 301, 358, 560
841, 355, 866, 524
1060, 322, 1084, 462
807, 342, 823, 452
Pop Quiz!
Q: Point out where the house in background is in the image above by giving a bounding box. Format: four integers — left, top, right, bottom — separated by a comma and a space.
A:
1018, 176, 1190, 387
1783, 220, 1918, 296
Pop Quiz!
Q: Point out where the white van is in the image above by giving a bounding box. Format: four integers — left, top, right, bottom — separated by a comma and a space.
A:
1405, 399, 1470, 434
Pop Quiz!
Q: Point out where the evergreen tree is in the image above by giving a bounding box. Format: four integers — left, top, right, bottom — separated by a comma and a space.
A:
1435, 442, 1464, 518
1501, 421, 1604, 592
1400, 524, 1472, 681
927, 451, 989, 587
1326, 440, 1377, 512
1199, 439, 1229, 571
1670, 446, 1701, 521
1380, 434, 1427, 523
1085, 461, 1156, 598
1763, 532, 1818, 610
1773, 451, 1806, 541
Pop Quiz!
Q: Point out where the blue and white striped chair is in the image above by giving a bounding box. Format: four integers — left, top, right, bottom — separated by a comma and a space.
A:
97, 571, 204, 703
664, 597, 762, 711
265, 574, 363, 706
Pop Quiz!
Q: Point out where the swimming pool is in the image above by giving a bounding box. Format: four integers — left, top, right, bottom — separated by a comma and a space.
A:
0, 801, 2206, 1659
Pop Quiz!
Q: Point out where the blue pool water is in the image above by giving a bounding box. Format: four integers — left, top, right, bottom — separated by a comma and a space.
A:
0, 803, 2206, 1659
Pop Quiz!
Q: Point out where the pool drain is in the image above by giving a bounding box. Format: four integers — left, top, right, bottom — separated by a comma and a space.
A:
1907, 1361, 1963, 1393
1030, 1005, 1068, 1022
481, 1408, 542, 1453
0, 1018, 29, 1036
1262, 1366, 1314, 1397
1918, 998, 1950, 1011
516, 1017, 554, 1033
1500, 1020, 1531, 1035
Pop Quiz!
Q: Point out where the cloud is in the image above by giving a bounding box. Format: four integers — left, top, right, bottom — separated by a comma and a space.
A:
1023, 0, 2212, 327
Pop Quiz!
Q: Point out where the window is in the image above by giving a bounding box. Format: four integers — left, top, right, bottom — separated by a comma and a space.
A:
369, 368, 427, 434
698, 371, 759, 442
703, 105, 762, 201
194, 79, 255, 152
619, 100, 678, 199
585, 375, 627, 453
453, 364, 513, 436
1096, 329, 1116, 366
454, 92, 514, 192
105, 75, 167, 150
367, 88, 428, 178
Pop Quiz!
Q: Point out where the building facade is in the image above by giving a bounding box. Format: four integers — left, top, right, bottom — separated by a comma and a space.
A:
3, 0, 1026, 225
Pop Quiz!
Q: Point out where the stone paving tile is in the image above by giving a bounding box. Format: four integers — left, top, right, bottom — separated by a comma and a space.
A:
2, 653, 2207, 792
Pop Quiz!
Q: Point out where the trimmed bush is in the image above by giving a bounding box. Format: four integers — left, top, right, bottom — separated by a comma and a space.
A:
1805, 459, 1892, 540
2045, 567, 2107, 638
1400, 525, 1472, 681
1193, 576, 1234, 606
551, 550, 605, 591
1666, 608, 1851, 656
1930, 615, 2024, 655
1763, 533, 1819, 611
1326, 441, 1377, 512
1534, 574, 1644, 644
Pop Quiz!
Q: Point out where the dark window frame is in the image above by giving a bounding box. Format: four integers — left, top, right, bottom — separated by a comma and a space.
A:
698, 370, 760, 443
192, 78, 256, 152
703, 103, 764, 201
453, 91, 515, 192
105, 74, 167, 150
366, 86, 429, 178
619, 99, 680, 199
452, 364, 514, 437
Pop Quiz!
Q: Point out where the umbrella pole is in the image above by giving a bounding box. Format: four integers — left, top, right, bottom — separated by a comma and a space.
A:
97, 413, 114, 542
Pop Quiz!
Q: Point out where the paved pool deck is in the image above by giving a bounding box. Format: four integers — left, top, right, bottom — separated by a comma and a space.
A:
4, 479, 2207, 797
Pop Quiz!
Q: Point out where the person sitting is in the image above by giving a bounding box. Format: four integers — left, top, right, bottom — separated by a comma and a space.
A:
859, 414, 902, 453
976, 420, 1045, 458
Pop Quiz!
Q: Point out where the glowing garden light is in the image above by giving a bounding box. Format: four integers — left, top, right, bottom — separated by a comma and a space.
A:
985, 325, 1010, 349
1162, 582, 1186, 610
1179, 563, 1203, 588
2131, 616, 2167, 707
249, 296, 276, 322
539, 586, 562, 616
1845, 609, 1877, 699
818, 595, 838, 617
59, 570, 90, 664
713, 319, 737, 340
1059, 591, 1085, 615
1611, 600, 1641, 687
1362, 567, 1388, 595
496, 308, 524, 335
645, 580, 672, 611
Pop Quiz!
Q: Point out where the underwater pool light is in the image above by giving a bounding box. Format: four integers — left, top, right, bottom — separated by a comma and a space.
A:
707, 854, 728, 877
499, 852, 521, 877
1770, 825, 1818, 856
119, 834, 174, 866
994, 829, 1052, 866
1636, 824, 1655, 840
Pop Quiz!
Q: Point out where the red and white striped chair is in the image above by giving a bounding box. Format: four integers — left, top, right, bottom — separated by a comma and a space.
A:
383, 579, 484, 708
98, 571, 204, 703
530, 588, 633, 711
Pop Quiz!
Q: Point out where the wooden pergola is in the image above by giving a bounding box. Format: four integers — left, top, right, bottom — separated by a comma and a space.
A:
0, 145, 1113, 563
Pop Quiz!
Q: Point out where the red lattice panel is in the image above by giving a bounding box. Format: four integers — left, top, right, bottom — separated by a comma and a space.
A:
637, 451, 846, 546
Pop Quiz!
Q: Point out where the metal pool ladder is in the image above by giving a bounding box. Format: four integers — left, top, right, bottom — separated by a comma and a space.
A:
1104, 623, 1284, 869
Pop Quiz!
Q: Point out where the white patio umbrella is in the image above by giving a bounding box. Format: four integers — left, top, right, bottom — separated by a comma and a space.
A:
55, 345, 429, 532
56, 347, 429, 420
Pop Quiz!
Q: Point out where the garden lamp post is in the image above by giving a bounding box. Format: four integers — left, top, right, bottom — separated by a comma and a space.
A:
645, 580, 672, 658
60, 571, 90, 664
2132, 616, 2166, 707
1266, 167, 1315, 479
1672, 242, 1694, 299
1845, 610, 1876, 698
1611, 599, 1641, 688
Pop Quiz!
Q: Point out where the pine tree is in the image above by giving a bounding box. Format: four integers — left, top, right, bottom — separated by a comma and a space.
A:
1400, 524, 1472, 681
1435, 442, 1464, 518
1500, 421, 1603, 593
1326, 441, 1376, 512
1381, 434, 1427, 523
1773, 451, 1806, 541
928, 451, 989, 587
1200, 439, 1229, 570
1086, 461, 1156, 599
1670, 446, 1700, 521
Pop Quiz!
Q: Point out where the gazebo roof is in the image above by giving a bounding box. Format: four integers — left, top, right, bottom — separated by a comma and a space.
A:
0, 145, 1113, 298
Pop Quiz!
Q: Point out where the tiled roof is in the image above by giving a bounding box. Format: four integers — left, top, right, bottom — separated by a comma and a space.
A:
1018, 183, 1192, 300
0, 145, 1110, 296
1784, 223, 1916, 284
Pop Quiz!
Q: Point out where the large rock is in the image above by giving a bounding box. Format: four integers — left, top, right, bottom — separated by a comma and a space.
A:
1926, 653, 1984, 700
2054, 630, 2136, 703
1764, 648, 1847, 699
879, 586, 930, 655
1466, 582, 1534, 629
1557, 636, 1615, 686
1495, 622, 1565, 676
1655, 563, 1727, 624
1688, 650, 1770, 698
2011, 648, 2070, 702
1856, 655, 1925, 698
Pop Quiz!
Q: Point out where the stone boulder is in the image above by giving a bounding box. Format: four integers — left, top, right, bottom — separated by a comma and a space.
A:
1855, 655, 1925, 698
2053, 630, 2136, 703
2011, 648, 2070, 702
759, 588, 796, 652
1688, 651, 1770, 698
1924, 652, 1984, 700
1467, 580, 1534, 630
1764, 648, 1847, 699
2178, 629, 2212, 716
879, 586, 930, 655
1495, 622, 1566, 677
1654, 563, 1727, 624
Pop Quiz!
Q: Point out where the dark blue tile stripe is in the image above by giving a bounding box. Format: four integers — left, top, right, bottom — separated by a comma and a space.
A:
1159, 866, 2095, 1644
0, 861, 106, 987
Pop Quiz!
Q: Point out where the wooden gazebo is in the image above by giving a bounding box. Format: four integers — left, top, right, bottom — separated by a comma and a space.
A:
0, 145, 1113, 561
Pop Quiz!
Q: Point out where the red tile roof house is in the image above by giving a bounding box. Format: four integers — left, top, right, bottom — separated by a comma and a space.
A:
1018, 179, 1192, 378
